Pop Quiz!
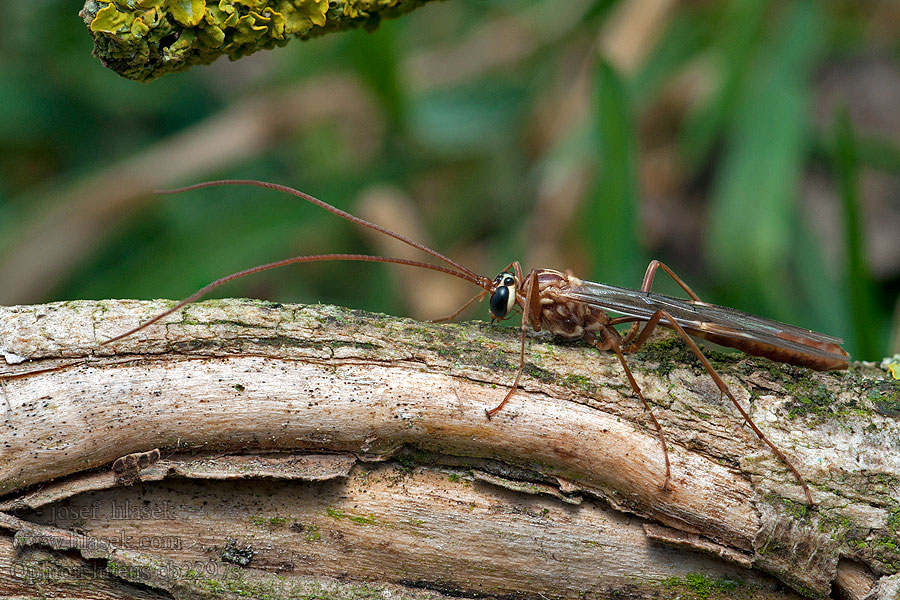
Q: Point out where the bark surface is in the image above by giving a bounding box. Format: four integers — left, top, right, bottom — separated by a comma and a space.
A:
0, 299, 898, 600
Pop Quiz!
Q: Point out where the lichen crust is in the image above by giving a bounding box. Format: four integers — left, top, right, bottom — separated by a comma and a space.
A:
81, 0, 430, 82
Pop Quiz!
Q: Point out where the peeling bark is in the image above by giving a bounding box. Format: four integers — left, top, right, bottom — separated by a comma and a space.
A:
0, 299, 898, 599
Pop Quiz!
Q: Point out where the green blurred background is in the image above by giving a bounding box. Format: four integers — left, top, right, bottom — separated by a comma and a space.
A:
1, 0, 899, 361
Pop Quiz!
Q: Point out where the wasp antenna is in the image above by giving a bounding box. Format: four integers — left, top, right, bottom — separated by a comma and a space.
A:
103, 254, 485, 344
158, 180, 488, 286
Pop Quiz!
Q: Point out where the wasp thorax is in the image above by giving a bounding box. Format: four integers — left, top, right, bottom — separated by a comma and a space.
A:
489, 271, 517, 318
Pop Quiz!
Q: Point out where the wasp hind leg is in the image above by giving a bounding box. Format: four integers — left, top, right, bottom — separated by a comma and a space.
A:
583, 327, 673, 492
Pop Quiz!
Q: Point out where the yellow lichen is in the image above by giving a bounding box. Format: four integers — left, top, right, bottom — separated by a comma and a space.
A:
89, 3, 131, 34
84, 0, 429, 81
130, 16, 150, 37
293, 0, 329, 27
169, 0, 207, 27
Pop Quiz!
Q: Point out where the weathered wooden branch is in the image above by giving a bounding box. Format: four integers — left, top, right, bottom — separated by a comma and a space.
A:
0, 299, 898, 599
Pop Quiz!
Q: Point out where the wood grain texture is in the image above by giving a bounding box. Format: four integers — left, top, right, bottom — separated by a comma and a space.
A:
0, 299, 898, 599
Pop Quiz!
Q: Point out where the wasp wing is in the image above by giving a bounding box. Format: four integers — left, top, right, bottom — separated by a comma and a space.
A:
561, 280, 849, 368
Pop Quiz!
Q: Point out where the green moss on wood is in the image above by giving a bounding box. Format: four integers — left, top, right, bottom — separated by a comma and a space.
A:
80, 0, 433, 82
659, 572, 746, 600
251, 515, 287, 529
868, 378, 900, 416
325, 506, 377, 525
631, 335, 741, 378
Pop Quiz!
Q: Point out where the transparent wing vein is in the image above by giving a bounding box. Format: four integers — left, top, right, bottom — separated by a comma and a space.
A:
561, 280, 846, 362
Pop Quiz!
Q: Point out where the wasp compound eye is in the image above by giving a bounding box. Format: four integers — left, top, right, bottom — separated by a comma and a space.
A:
490, 285, 511, 318
489, 271, 517, 318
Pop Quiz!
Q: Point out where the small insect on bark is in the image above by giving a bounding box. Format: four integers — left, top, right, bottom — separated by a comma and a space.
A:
105, 180, 850, 505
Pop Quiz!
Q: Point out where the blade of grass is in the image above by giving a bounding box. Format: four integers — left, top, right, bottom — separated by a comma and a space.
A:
833, 108, 882, 360
583, 60, 643, 287
631, 11, 706, 107
705, 0, 824, 319
345, 23, 407, 130
792, 220, 852, 351
678, 0, 770, 169
810, 132, 900, 174
854, 136, 900, 174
